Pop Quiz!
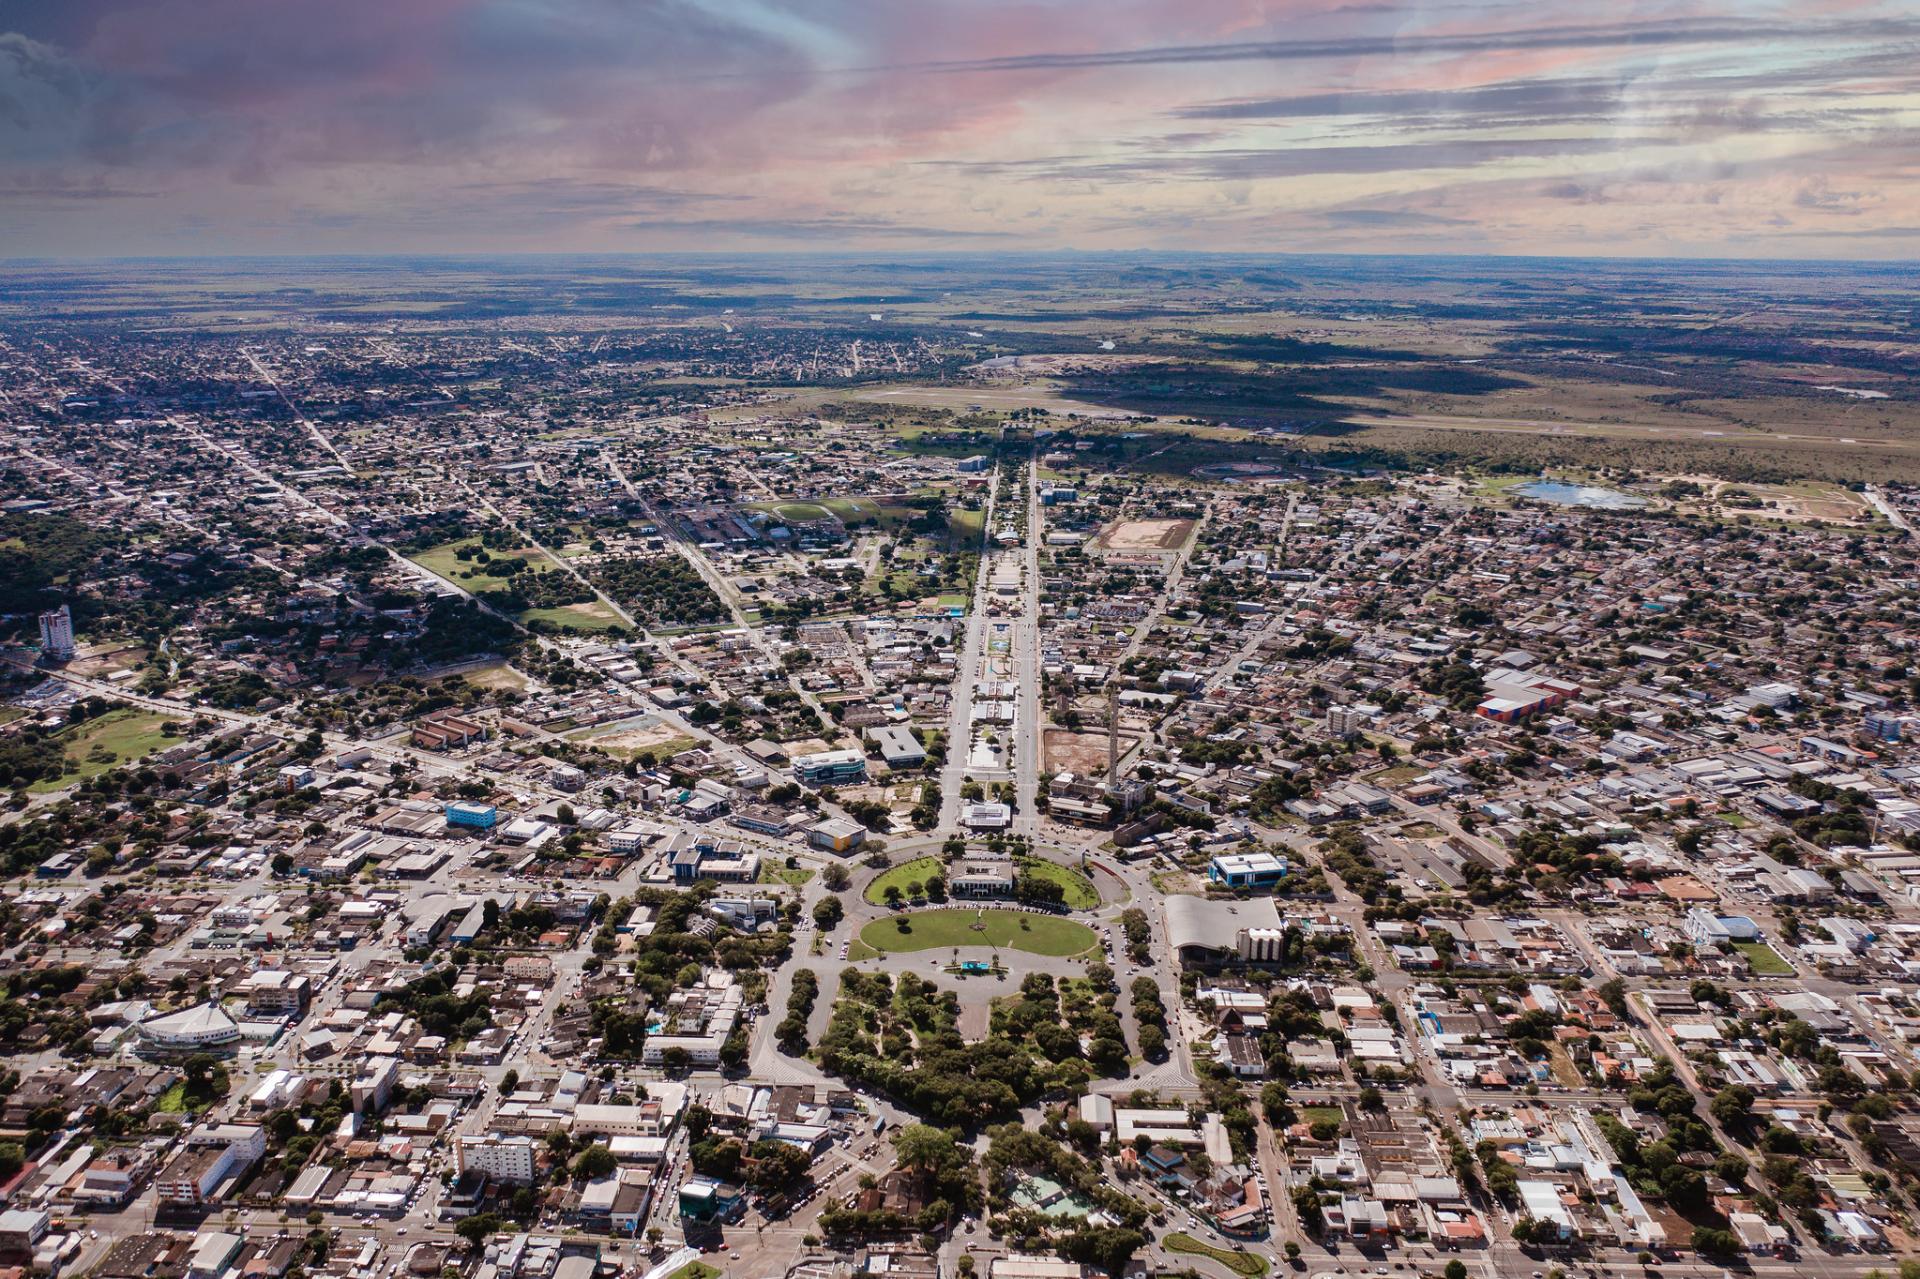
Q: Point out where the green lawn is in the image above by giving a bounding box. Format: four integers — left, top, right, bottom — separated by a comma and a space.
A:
857, 908, 1097, 956
1164, 1234, 1267, 1277
865, 856, 944, 904
153, 1082, 189, 1113
1017, 857, 1100, 910
520, 602, 625, 632
759, 864, 815, 887
1733, 941, 1794, 976
665, 1264, 720, 1279
406, 535, 545, 587
1302, 1105, 1344, 1127
31, 708, 184, 793
947, 508, 986, 549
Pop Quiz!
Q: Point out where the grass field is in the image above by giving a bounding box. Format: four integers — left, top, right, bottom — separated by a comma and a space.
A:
947, 508, 986, 549
406, 535, 545, 587
857, 908, 1096, 956
1164, 1235, 1267, 1277
1734, 941, 1794, 976
520, 602, 625, 632
435, 661, 528, 692
1302, 1105, 1344, 1128
866, 856, 944, 903
31, 708, 184, 793
1017, 857, 1100, 910
821, 497, 883, 521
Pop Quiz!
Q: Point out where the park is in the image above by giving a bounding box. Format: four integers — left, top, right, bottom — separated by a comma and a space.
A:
854, 908, 1097, 957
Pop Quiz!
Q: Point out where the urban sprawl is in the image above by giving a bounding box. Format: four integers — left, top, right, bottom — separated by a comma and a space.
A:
3, 310, 1920, 1279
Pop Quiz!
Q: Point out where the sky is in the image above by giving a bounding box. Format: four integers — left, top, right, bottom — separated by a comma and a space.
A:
1, 0, 1917, 259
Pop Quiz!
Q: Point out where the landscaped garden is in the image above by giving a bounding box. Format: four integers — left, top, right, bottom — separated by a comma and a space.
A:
856, 908, 1096, 956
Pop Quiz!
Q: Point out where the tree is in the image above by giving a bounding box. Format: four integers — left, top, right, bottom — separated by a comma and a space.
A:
892, 1124, 957, 1180
821, 863, 851, 891
1444, 1262, 1468, 1279
572, 1144, 618, 1180
814, 896, 845, 929
455, 1214, 502, 1247
183, 1053, 216, 1091
1056, 1227, 1146, 1277
0, 1143, 22, 1181
1291, 1185, 1324, 1234
1711, 1084, 1755, 1130
1690, 1227, 1739, 1258
749, 1140, 812, 1191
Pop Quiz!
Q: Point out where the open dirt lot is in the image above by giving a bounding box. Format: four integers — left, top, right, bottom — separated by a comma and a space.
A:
1043, 728, 1140, 775
67, 643, 146, 678
570, 717, 698, 759
1094, 518, 1195, 552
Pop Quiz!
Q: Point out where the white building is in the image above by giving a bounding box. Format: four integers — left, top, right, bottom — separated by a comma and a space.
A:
38, 605, 74, 659
456, 1133, 538, 1184
138, 1003, 240, 1053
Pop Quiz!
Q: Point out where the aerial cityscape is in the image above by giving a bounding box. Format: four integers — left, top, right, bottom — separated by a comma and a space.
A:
3, 6, 1920, 1279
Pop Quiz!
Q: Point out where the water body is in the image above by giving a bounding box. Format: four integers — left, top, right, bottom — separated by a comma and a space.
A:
1814, 385, 1890, 400
1513, 480, 1647, 510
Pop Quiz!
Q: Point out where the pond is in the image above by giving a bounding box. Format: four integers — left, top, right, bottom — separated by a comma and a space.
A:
1512, 480, 1647, 510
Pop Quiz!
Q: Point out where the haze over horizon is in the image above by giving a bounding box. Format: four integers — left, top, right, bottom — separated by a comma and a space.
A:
2, 0, 1918, 260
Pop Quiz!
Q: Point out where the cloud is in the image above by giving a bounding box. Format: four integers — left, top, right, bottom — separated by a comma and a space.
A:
941, 135, 1655, 183
1317, 208, 1473, 227
620, 216, 1017, 242
1, 0, 1919, 255
878, 15, 1920, 76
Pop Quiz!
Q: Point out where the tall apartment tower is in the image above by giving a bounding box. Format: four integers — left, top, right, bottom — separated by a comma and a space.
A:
38, 604, 75, 660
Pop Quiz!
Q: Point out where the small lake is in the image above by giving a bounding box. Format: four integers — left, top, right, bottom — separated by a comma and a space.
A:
1512, 480, 1647, 510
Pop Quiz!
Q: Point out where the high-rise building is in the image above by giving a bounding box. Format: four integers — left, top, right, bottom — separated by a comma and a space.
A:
38, 604, 75, 660
1327, 705, 1362, 737
456, 1134, 537, 1184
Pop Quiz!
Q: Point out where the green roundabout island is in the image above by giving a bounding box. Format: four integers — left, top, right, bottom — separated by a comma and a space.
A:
855, 908, 1098, 957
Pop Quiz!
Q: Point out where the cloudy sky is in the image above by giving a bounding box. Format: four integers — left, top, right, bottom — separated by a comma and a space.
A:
1, 0, 1917, 258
